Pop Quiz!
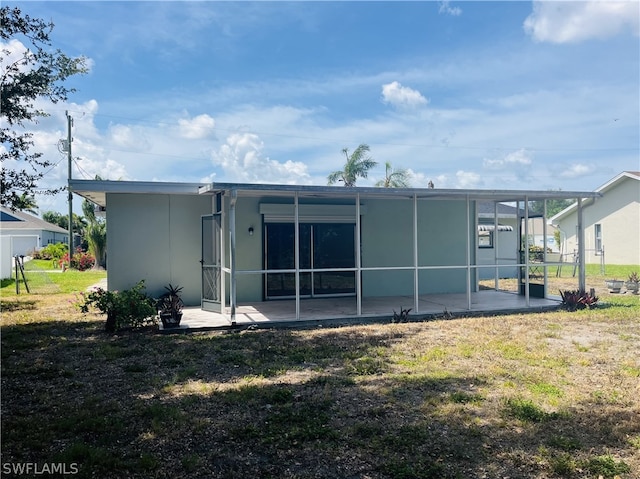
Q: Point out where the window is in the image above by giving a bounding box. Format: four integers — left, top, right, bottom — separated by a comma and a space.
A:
478, 231, 493, 248
594, 224, 602, 254
264, 223, 356, 298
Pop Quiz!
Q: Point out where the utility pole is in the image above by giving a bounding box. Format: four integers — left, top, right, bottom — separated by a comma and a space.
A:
66, 110, 73, 269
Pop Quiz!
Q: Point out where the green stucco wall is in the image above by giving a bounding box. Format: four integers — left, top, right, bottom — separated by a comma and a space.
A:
106, 193, 211, 306
361, 198, 472, 296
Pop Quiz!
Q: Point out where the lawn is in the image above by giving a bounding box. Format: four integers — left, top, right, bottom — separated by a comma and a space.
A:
1, 268, 639, 478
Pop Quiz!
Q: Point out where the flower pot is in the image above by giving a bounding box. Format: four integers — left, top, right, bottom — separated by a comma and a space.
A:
625, 282, 639, 294
160, 312, 183, 328
605, 280, 624, 293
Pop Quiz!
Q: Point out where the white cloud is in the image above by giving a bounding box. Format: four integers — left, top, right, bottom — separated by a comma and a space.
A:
211, 132, 311, 184
178, 113, 216, 139
524, 1, 640, 43
381, 81, 428, 109
438, 1, 462, 17
108, 124, 151, 151
0, 39, 28, 72
455, 170, 482, 189
559, 163, 595, 178
483, 149, 533, 169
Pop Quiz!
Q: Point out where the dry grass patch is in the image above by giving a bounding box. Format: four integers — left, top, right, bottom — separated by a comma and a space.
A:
1, 291, 639, 478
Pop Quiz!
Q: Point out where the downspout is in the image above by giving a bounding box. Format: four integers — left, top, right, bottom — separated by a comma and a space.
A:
229, 189, 237, 324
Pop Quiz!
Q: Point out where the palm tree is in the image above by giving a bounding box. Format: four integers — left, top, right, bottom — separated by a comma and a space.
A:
375, 161, 411, 188
327, 144, 377, 187
82, 198, 107, 270
14, 193, 38, 214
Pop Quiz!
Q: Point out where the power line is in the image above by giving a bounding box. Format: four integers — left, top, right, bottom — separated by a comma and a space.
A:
56, 109, 639, 154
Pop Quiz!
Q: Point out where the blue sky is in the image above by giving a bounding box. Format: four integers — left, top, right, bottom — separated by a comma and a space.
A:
5, 1, 640, 214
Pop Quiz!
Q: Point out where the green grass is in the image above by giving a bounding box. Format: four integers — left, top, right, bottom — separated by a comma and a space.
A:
24, 258, 61, 270
594, 263, 639, 279
1, 268, 105, 295
1, 265, 639, 478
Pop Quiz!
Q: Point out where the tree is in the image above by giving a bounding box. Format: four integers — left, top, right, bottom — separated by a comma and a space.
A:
82, 197, 106, 270
327, 144, 377, 187
13, 192, 38, 214
42, 210, 87, 234
1, 6, 88, 210
375, 161, 411, 188
528, 197, 573, 218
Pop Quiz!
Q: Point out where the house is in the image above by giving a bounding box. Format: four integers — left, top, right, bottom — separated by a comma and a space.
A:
476, 202, 561, 281
70, 179, 598, 326
0, 207, 69, 279
476, 201, 519, 280
550, 171, 640, 266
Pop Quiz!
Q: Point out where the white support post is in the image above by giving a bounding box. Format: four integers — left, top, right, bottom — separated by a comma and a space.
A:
220, 194, 226, 317
229, 190, 237, 324
524, 196, 530, 307
577, 198, 586, 291
413, 194, 419, 313
543, 199, 548, 298
294, 192, 300, 320
355, 194, 362, 316
494, 201, 499, 290
466, 195, 472, 310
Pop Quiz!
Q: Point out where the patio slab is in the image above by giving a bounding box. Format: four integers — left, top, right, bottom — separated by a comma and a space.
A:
159, 290, 561, 333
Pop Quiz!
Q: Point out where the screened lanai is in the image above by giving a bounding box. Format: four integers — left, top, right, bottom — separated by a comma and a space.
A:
197, 183, 600, 325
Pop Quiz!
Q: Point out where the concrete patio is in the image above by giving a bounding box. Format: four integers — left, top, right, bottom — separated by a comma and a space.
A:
159, 290, 561, 333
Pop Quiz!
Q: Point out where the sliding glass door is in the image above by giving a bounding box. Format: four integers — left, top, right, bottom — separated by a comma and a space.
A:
265, 223, 355, 299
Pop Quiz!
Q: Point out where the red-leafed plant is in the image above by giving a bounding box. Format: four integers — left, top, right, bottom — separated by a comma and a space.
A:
559, 289, 599, 311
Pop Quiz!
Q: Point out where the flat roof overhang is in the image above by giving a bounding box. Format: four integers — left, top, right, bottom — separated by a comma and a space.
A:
69, 180, 208, 207
199, 182, 601, 202
69, 179, 601, 208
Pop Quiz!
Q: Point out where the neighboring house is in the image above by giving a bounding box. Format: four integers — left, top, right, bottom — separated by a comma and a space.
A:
0, 207, 69, 279
476, 202, 519, 280
70, 179, 597, 323
550, 171, 640, 266
528, 217, 560, 253
476, 203, 560, 280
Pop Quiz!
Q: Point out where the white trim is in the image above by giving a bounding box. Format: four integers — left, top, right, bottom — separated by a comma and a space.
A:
549, 171, 639, 223
260, 203, 367, 223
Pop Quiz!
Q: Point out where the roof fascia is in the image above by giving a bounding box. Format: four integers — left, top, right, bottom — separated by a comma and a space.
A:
200, 182, 599, 202
69, 179, 208, 207
549, 172, 639, 223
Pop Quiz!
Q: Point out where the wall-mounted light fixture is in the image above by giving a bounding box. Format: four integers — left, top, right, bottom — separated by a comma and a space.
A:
248, 226, 254, 236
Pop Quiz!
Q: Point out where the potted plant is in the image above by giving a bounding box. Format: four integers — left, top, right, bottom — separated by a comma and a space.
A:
604, 278, 624, 293
157, 284, 184, 328
625, 272, 639, 294
78, 280, 156, 332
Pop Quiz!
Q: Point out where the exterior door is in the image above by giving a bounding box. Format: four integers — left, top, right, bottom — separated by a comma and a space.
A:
264, 222, 355, 299
201, 214, 222, 312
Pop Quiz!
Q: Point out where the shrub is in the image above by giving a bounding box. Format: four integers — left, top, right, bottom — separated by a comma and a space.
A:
59, 247, 95, 271
559, 289, 599, 311
392, 306, 411, 322
72, 249, 95, 271
33, 243, 67, 260
77, 280, 156, 332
